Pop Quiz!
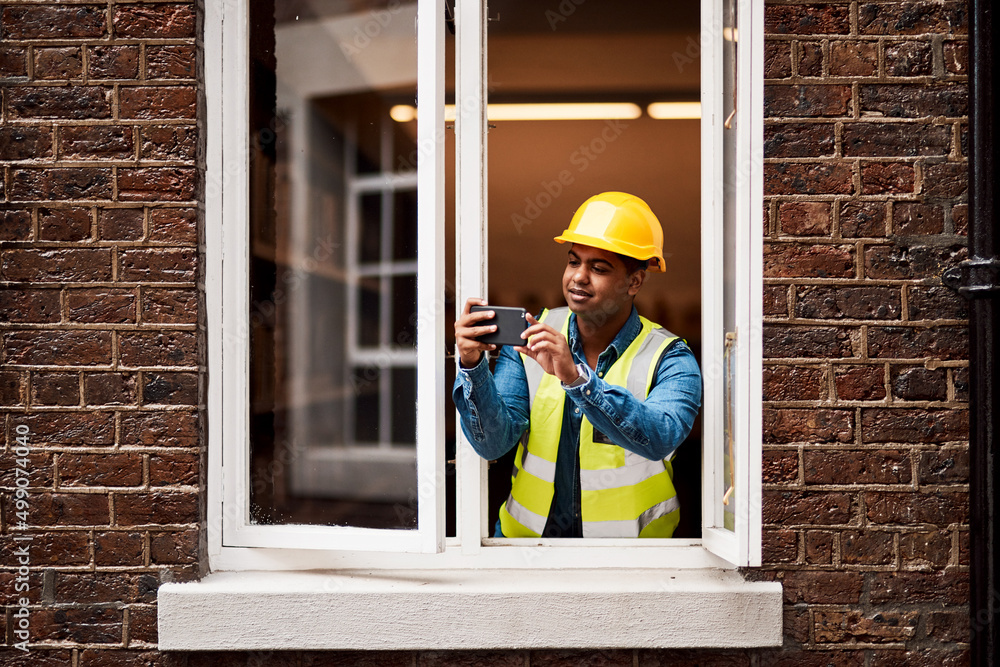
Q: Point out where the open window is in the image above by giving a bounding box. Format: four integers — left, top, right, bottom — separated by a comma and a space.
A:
206, 0, 762, 564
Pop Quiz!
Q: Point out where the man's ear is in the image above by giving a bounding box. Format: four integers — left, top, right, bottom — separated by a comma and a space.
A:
627, 269, 646, 296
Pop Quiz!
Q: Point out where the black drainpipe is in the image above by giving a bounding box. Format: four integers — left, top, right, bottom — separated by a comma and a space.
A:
948, 1, 1000, 663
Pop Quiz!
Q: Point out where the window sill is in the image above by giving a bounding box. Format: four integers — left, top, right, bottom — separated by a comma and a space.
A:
158, 568, 782, 650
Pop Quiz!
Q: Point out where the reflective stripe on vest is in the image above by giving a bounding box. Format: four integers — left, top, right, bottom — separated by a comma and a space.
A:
499, 307, 681, 538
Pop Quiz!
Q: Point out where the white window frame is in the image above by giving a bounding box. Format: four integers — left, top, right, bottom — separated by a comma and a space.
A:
159, 0, 777, 650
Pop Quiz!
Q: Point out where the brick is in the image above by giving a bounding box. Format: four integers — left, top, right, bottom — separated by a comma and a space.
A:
120, 331, 197, 367
925, 610, 970, 642
11, 167, 113, 201
141, 288, 197, 324
835, 365, 886, 401
58, 572, 158, 605
118, 168, 197, 202
0, 650, 74, 666
944, 40, 968, 75
900, 530, 952, 569
34, 46, 83, 79
765, 244, 854, 278
766, 4, 850, 34
867, 326, 968, 360
94, 530, 145, 566
150, 529, 198, 564
1, 5, 107, 39
59, 452, 143, 487
33, 607, 122, 643
953, 203, 968, 235
960, 530, 970, 565
863, 407, 968, 443
114, 4, 196, 38
765, 85, 852, 117
38, 206, 92, 241
149, 451, 198, 486
149, 207, 197, 244
0, 370, 23, 404
765, 163, 853, 195
85, 372, 137, 405
99, 207, 144, 241
0, 531, 89, 566
763, 449, 799, 484
15, 410, 115, 445
804, 449, 911, 485
764, 408, 853, 444
0, 450, 52, 487
841, 529, 895, 565
830, 41, 877, 76
870, 570, 969, 604
763, 490, 853, 526
532, 650, 632, 666
894, 202, 945, 235
861, 162, 915, 195
891, 366, 947, 401
0, 288, 61, 323
764, 42, 792, 79
3, 330, 112, 366
796, 286, 901, 320
780, 570, 863, 604
78, 649, 170, 667
764, 122, 836, 158
5, 86, 112, 120
143, 371, 198, 405
763, 285, 788, 317
637, 649, 752, 666
918, 447, 969, 484
923, 162, 968, 198
762, 529, 797, 563
126, 608, 159, 645
779, 202, 831, 236
0, 126, 53, 160
759, 651, 864, 667
141, 125, 197, 161
0, 208, 32, 240
858, 2, 968, 36
115, 491, 198, 525
88, 45, 139, 79
764, 325, 854, 358
864, 244, 967, 280
120, 86, 197, 120
797, 42, 823, 77
30, 371, 80, 406
66, 288, 136, 324
120, 248, 197, 281
866, 491, 968, 526
887, 41, 934, 76
860, 84, 968, 119
120, 410, 198, 446
953, 367, 969, 401
814, 610, 918, 643
34, 492, 111, 526
60, 125, 135, 160
806, 530, 834, 564
843, 123, 951, 157
147, 45, 196, 79
0, 46, 27, 76
763, 365, 822, 401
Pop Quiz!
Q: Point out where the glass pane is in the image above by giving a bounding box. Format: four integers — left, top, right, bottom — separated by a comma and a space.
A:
248, 0, 420, 530
484, 0, 703, 538
721, 0, 738, 533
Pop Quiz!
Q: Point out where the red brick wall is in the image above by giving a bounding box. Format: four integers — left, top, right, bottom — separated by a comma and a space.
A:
0, 0, 969, 665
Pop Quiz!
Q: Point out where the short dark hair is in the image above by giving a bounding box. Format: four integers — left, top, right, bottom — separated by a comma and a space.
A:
616, 253, 648, 275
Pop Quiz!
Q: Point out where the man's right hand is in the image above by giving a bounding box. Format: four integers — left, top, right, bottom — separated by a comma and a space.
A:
454, 298, 498, 368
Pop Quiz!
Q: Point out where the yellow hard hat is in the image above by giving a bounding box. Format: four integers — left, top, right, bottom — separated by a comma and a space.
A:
554, 192, 665, 272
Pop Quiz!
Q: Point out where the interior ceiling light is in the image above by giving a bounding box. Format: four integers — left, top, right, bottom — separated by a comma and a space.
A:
646, 101, 702, 120
390, 103, 643, 122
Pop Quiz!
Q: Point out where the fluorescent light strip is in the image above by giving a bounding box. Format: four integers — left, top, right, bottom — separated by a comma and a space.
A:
646, 101, 701, 120
391, 103, 642, 122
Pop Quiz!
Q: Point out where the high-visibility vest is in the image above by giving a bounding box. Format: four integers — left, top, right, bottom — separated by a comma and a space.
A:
499, 307, 682, 538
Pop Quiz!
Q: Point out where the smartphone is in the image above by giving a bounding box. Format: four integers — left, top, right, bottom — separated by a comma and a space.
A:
470, 305, 529, 347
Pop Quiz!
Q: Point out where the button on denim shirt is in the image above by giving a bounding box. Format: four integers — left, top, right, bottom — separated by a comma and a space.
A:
453, 307, 703, 537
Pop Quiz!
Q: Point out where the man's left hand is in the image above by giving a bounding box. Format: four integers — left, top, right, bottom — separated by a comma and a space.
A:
514, 314, 580, 385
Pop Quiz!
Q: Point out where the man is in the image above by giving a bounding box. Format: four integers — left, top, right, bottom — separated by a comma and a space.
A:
453, 192, 702, 538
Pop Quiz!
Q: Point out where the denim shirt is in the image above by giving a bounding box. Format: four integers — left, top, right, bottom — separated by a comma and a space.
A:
453, 306, 703, 537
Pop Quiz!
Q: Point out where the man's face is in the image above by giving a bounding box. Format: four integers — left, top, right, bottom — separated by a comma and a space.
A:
561, 244, 643, 323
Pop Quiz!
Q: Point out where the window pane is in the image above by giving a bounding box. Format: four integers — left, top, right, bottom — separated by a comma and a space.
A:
248, 0, 420, 530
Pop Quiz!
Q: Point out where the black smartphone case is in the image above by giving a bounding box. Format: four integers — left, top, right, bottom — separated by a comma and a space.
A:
470, 306, 529, 347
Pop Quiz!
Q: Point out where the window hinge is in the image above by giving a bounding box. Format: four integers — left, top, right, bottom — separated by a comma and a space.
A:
942, 257, 1000, 298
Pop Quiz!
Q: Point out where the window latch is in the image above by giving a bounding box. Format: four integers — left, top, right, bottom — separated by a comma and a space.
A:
942, 257, 1000, 298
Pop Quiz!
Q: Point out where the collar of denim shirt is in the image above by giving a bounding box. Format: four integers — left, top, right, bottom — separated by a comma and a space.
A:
565, 305, 642, 370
